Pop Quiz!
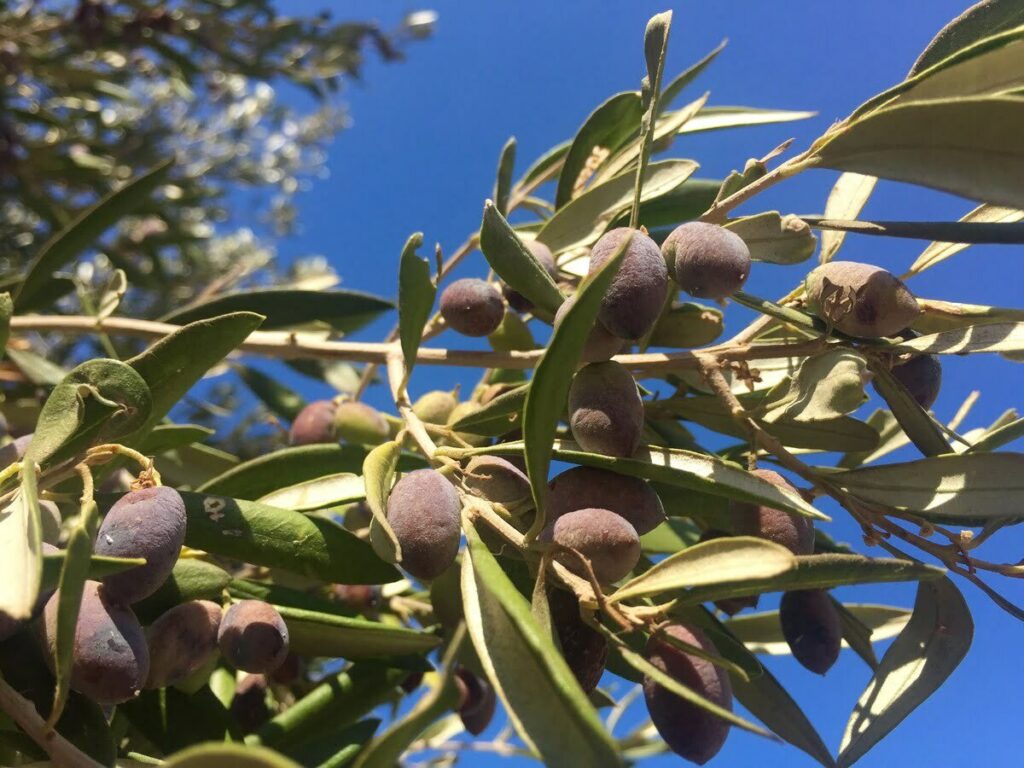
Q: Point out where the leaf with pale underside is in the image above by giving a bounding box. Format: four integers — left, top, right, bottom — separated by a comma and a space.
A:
258, 472, 366, 512
362, 441, 402, 565
398, 232, 434, 379
820, 173, 877, 263
766, 349, 869, 423
727, 604, 911, 656
905, 204, 1024, 276
838, 578, 972, 767
611, 537, 795, 603
726, 211, 817, 264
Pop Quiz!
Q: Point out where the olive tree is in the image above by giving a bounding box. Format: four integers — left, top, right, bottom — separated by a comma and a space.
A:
2, 3, 1023, 766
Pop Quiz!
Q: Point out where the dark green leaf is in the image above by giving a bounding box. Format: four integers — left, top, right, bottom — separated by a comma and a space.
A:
813, 97, 1024, 210
134, 558, 232, 622
169, 491, 401, 584
460, 521, 621, 766
41, 552, 145, 592
5, 348, 68, 386
658, 41, 726, 114
272, 604, 440, 660
14, 160, 173, 311
0, 292, 11, 356
165, 741, 297, 767
137, 424, 216, 456
162, 289, 392, 333
126, 312, 264, 446
236, 364, 307, 421
197, 444, 425, 499
494, 137, 518, 215
832, 452, 1024, 525
288, 719, 380, 768
517, 141, 571, 188
479, 201, 564, 315
556, 91, 643, 208
630, 178, 721, 230
398, 233, 434, 378
867, 359, 951, 457
838, 578, 972, 767
805, 215, 1024, 244
629, 11, 673, 228
911, 0, 1024, 75
449, 383, 527, 436
521, 233, 630, 539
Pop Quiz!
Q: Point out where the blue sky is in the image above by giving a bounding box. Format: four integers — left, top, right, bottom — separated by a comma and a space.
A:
265, 2, 1021, 765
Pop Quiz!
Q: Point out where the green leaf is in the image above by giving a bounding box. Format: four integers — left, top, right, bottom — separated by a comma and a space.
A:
820, 173, 878, 263
676, 554, 944, 607
906, 202, 1024, 276
126, 312, 265, 446
647, 301, 724, 349
171, 491, 400, 584
26, 358, 152, 466
727, 604, 911, 656
138, 423, 216, 456
362, 441, 402, 565
967, 415, 1024, 453
236, 363, 307, 421
461, 521, 621, 766
397, 233, 434, 378
494, 137, 518, 215
535, 159, 698, 265
806, 212, 1024, 248
555, 91, 643, 208
269, 604, 440, 660
831, 452, 1024, 525
726, 211, 817, 264
518, 141, 571, 188
812, 97, 1024, 210
0, 469, 43, 620
872, 25, 1024, 110
838, 578, 972, 767
522, 233, 631, 539
611, 537, 796, 603
5, 348, 68, 386
890, 320, 1024, 356
250, 665, 408, 753
162, 289, 392, 332
156, 443, 240, 489
678, 106, 816, 135
48, 494, 100, 723
911, 0, 1024, 75
657, 40, 726, 114
197, 444, 423, 500
629, 11, 673, 228
14, 159, 173, 311
285, 719, 379, 768
455, 439, 827, 522
838, 409, 907, 469
766, 349, 869, 422
165, 742, 301, 767
258, 472, 365, 512
134, 558, 232, 621
449, 383, 528, 436
867, 359, 951, 457
0, 292, 11, 356
610, 633, 775, 739
479, 201, 564, 315
352, 626, 463, 768
629, 178, 721, 230
41, 552, 145, 592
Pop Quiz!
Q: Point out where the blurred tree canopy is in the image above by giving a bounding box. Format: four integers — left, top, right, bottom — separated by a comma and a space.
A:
0, 0, 431, 319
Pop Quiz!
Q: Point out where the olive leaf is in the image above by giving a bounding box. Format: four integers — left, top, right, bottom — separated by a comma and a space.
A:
820, 173, 878, 263
398, 232, 434, 378
460, 520, 621, 767
727, 604, 911, 656
362, 440, 403, 565
272, 604, 441, 660
866, 358, 951, 457
449, 383, 528, 436
0, 291, 13, 356
831, 452, 1024, 525
726, 211, 817, 264
0, 469, 43, 620
164, 743, 300, 767
258, 472, 366, 512
912, 299, 1024, 334
236, 363, 307, 421
494, 137, 517, 215
838, 578, 972, 767
911, 0, 1024, 75
889, 320, 1024, 356
765, 349, 869, 423
678, 106, 816, 135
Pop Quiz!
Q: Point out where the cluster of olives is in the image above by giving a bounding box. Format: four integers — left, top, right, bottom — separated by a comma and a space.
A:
14, 483, 292, 710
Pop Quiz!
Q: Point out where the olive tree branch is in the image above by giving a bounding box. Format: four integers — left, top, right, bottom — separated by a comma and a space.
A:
699, 150, 819, 224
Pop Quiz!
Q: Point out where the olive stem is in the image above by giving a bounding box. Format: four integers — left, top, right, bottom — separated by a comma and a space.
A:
0, 673, 103, 768
385, 349, 438, 459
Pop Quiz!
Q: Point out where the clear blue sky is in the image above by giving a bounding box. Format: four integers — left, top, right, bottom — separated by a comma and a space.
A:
267, 2, 1021, 765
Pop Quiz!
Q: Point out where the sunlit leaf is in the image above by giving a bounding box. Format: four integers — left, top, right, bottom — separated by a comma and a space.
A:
910, 0, 1024, 75
725, 211, 817, 264
820, 173, 878, 263
727, 604, 911, 656
494, 137, 517, 215
398, 232, 434, 378
363, 440, 403, 565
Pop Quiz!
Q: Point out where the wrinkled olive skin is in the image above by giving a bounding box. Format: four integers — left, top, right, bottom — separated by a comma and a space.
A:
643, 623, 733, 765
805, 261, 920, 338
217, 600, 290, 674
548, 465, 665, 536
589, 227, 668, 340
553, 295, 625, 362
464, 455, 532, 504
386, 469, 462, 581
541, 507, 641, 583
288, 400, 337, 446
95, 485, 187, 605
455, 667, 497, 735
42, 580, 149, 705
440, 278, 505, 337
780, 589, 842, 675
663, 222, 751, 300
504, 240, 559, 312
729, 469, 814, 556
568, 361, 644, 458
549, 589, 607, 693
333, 401, 391, 445
146, 600, 222, 688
